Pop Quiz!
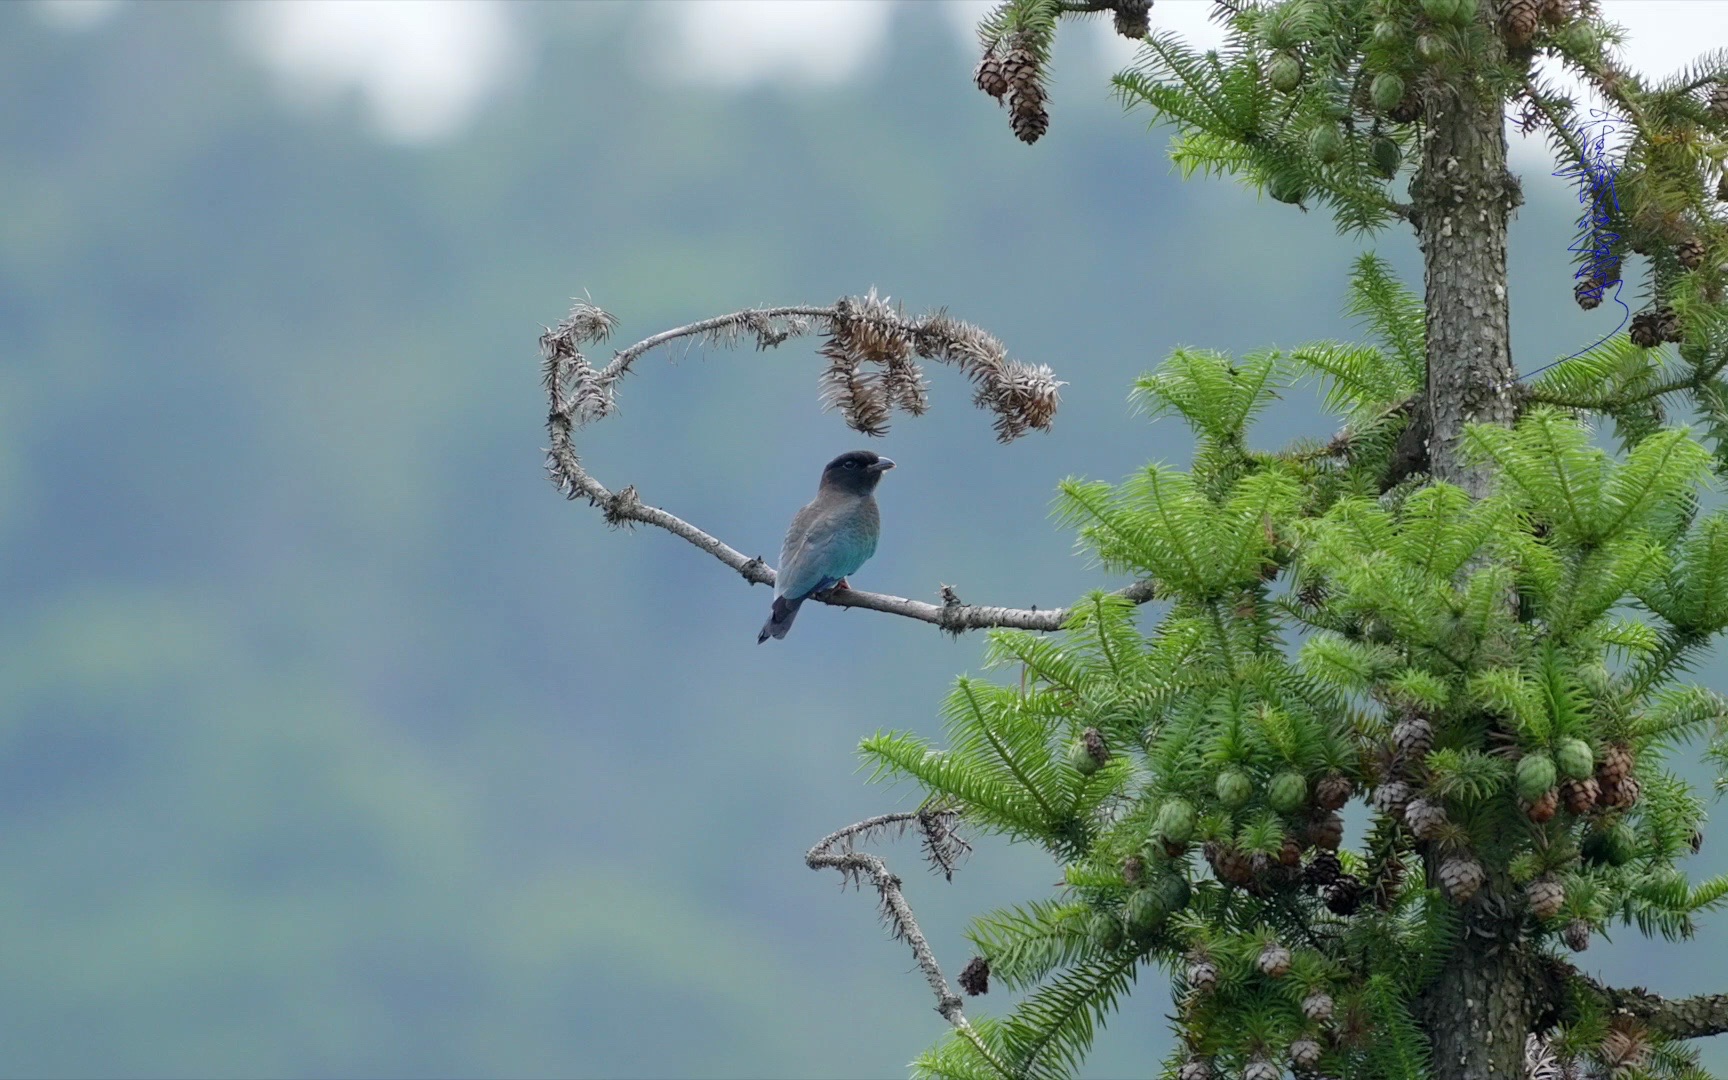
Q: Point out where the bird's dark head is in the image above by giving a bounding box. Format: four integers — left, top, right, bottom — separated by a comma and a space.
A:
819, 449, 896, 495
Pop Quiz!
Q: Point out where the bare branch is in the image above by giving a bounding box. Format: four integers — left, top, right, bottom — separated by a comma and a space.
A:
1569, 970, 1728, 1041
806, 812, 1010, 1076
542, 294, 1122, 636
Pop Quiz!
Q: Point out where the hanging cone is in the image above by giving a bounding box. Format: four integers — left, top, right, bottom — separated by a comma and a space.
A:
1502, 0, 1541, 46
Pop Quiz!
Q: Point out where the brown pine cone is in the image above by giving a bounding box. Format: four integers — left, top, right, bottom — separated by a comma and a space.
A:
1112, 0, 1152, 39
1372, 779, 1413, 818
1258, 940, 1293, 978
959, 956, 990, 995
1527, 876, 1566, 920
1601, 774, 1642, 810
1678, 236, 1707, 271
1541, 0, 1574, 24
1303, 990, 1336, 1022
1502, 0, 1541, 46
1309, 810, 1345, 851
1564, 917, 1591, 952
1205, 841, 1255, 887
1440, 854, 1486, 903
1405, 796, 1448, 840
1389, 95, 1423, 124
1178, 1059, 1214, 1080
1325, 874, 1365, 915
1597, 742, 1634, 787
1630, 310, 1664, 348
974, 53, 1008, 100
1525, 788, 1560, 823
1186, 956, 1219, 994
1315, 772, 1353, 811
1009, 91, 1050, 145
1305, 849, 1342, 888
1393, 715, 1434, 760
1561, 776, 1601, 815
1575, 277, 1606, 310
1289, 1037, 1324, 1070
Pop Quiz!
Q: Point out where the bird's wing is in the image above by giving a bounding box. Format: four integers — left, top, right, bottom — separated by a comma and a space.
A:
777, 498, 873, 600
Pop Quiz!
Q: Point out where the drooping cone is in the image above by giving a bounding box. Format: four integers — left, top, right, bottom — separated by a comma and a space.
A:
1205, 841, 1255, 887
1527, 876, 1566, 919
1658, 306, 1684, 344
1178, 1059, 1213, 1080
1630, 310, 1664, 348
1440, 854, 1486, 903
1564, 918, 1592, 952
1112, 0, 1152, 39
974, 53, 1008, 100
1404, 796, 1448, 840
1502, 0, 1541, 46
1244, 1058, 1281, 1080
1393, 715, 1434, 761
1371, 779, 1413, 818
1598, 742, 1634, 787
1524, 788, 1560, 823
1290, 1038, 1324, 1069
1186, 955, 1219, 994
1315, 772, 1353, 811
1325, 874, 1364, 915
1009, 86, 1050, 145
1303, 990, 1336, 1023
1601, 774, 1642, 810
1540, 0, 1574, 24
1574, 276, 1606, 310
959, 956, 990, 995
1309, 810, 1344, 851
1305, 849, 1342, 888
1258, 940, 1293, 978
1678, 236, 1707, 271
1561, 776, 1601, 815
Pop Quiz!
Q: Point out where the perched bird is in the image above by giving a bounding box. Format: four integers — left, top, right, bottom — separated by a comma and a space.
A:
758, 449, 895, 643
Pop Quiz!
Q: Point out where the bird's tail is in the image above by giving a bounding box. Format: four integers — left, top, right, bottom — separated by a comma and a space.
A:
758, 596, 802, 643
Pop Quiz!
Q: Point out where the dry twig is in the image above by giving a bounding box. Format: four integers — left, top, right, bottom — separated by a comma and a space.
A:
540, 293, 1147, 635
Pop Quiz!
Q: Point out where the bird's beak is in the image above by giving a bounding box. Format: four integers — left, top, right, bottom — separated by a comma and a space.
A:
868, 458, 896, 473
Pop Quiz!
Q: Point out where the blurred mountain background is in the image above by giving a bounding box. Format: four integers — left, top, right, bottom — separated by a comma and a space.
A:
2, 1, 1725, 1076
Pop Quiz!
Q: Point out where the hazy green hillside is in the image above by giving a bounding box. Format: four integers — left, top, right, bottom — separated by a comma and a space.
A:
0, 3, 1721, 1076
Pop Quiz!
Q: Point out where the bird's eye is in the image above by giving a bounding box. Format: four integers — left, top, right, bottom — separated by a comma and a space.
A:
844, 461, 858, 469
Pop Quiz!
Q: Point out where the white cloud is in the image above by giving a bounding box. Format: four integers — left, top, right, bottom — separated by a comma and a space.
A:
650, 0, 896, 88
233, 0, 521, 144
33, 0, 121, 31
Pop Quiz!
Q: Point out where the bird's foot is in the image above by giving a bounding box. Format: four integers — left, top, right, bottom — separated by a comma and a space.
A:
834, 578, 850, 591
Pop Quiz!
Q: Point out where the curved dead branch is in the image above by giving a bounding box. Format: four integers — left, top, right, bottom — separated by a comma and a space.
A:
540, 293, 1151, 635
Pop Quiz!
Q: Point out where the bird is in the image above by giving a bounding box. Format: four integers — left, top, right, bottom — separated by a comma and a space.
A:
758, 449, 895, 643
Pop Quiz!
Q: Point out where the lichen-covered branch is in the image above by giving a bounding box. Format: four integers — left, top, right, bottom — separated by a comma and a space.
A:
806, 811, 1009, 1074
1572, 971, 1728, 1041
541, 293, 1120, 636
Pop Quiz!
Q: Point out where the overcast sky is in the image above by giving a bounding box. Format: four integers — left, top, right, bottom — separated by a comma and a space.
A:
32, 0, 1728, 168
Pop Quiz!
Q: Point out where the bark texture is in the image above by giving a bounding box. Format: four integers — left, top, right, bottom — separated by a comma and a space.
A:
1408, 9, 1531, 1077
1420, 885, 1540, 1078
1410, 34, 1522, 499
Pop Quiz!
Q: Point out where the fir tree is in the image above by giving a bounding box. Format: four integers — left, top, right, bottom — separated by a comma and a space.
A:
544, 1, 1728, 1077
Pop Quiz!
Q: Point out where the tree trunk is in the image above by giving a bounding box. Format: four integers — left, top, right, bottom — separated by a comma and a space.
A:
1411, 36, 1522, 500
1408, 10, 1530, 1078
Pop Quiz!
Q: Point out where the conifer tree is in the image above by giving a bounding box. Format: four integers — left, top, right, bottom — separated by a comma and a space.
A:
543, 1, 1728, 1077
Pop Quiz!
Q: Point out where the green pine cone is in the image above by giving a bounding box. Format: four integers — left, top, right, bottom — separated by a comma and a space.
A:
1370, 136, 1402, 178
1557, 738, 1595, 781
1308, 123, 1345, 164
1516, 754, 1558, 802
1124, 888, 1167, 936
1269, 52, 1303, 93
1268, 174, 1307, 206
1157, 798, 1199, 844
1216, 769, 1253, 809
1371, 73, 1406, 113
1068, 738, 1101, 776
1268, 770, 1308, 814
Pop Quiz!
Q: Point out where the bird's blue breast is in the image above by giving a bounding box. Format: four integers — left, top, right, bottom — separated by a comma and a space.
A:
779, 497, 880, 600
